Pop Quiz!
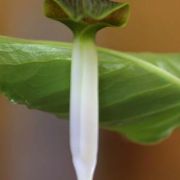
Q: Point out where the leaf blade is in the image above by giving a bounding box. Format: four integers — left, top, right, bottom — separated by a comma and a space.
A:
0, 36, 180, 144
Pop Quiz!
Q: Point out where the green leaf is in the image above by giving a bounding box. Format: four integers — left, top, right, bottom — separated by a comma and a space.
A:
44, 0, 130, 34
0, 36, 180, 144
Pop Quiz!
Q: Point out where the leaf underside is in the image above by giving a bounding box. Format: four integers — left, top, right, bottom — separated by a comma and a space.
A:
0, 36, 180, 144
44, 0, 130, 31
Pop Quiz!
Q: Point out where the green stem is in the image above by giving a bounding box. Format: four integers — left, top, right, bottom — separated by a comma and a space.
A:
70, 36, 99, 180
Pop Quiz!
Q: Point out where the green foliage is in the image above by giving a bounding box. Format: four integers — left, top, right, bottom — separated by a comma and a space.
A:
0, 36, 179, 144
44, 0, 130, 34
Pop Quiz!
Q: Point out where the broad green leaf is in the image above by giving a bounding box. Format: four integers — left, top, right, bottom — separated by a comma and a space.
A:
0, 36, 180, 144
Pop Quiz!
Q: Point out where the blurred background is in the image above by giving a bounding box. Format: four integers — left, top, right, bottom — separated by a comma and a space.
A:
0, 0, 180, 180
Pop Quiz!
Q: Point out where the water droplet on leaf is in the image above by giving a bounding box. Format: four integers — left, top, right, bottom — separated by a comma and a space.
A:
10, 99, 17, 104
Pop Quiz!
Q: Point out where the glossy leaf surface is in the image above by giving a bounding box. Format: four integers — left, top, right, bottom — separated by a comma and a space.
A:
0, 36, 180, 144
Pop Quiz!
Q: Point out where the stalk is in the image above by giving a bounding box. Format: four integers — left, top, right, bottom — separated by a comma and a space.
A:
70, 36, 99, 180
45, 3, 129, 178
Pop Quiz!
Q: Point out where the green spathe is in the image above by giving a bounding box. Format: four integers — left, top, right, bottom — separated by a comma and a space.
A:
0, 35, 180, 144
